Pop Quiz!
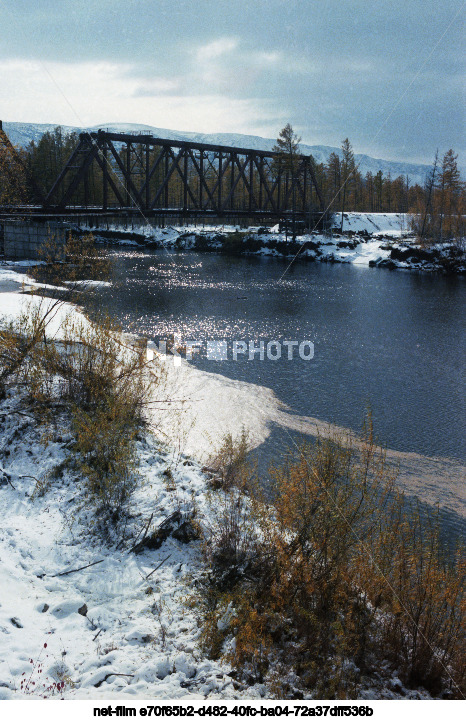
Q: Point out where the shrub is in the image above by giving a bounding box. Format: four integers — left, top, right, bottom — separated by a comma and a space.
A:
0, 297, 157, 524
207, 428, 254, 491
0, 296, 66, 400
197, 420, 465, 698
369, 501, 465, 695
48, 315, 154, 518
29, 231, 110, 288
71, 396, 139, 519
220, 231, 248, 254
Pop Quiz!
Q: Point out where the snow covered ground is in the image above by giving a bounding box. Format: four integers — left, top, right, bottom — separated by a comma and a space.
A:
0, 263, 463, 701
336, 212, 409, 235
83, 213, 465, 273
0, 408, 255, 700
0, 279, 253, 700
0, 413, 434, 701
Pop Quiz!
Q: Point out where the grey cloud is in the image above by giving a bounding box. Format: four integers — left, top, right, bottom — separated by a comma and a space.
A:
1, 0, 463, 164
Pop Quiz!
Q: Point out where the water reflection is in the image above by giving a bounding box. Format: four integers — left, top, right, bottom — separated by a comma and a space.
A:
85, 249, 465, 463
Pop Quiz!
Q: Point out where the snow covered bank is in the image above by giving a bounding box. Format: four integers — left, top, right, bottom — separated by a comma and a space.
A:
0, 264, 463, 701
0, 275, 249, 700
0, 264, 40, 293
0, 261, 68, 294
0, 392, 444, 701
0, 292, 90, 339
83, 214, 466, 274
0, 404, 251, 700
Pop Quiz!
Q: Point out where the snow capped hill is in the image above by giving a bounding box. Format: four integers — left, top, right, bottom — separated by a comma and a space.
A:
2, 122, 79, 148
3, 120, 430, 185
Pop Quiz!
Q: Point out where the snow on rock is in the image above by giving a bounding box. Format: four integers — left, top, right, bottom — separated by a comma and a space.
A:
50, 600, 89, 619
173, 652, 197, 679
76, 213, 466, 273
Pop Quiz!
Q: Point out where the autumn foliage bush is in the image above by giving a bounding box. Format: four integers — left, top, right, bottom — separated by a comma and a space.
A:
60, 315, 153, 519
368, 500, 465, 695
198, 423, 465, 698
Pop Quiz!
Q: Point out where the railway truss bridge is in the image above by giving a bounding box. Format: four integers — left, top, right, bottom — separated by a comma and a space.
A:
1, 127, 328, 227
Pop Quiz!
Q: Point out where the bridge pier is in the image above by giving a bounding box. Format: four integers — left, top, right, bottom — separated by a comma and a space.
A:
2, 220, 71, 260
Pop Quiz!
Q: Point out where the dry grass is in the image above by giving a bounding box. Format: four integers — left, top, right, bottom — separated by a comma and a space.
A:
0, 295, 158, 524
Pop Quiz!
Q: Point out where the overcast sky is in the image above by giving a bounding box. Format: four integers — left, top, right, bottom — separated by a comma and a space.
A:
0, 0, 464, 164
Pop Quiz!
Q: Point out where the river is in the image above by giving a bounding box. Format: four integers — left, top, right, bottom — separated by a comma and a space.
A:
83, 248, 466, 528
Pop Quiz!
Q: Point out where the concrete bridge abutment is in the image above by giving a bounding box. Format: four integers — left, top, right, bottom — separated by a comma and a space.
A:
1, 220, 71, 260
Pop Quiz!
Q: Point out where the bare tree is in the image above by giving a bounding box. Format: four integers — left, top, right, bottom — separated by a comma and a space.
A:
420, 149, 439, 239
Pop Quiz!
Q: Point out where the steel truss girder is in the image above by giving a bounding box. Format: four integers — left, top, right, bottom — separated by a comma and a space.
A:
42, 130, 325, 216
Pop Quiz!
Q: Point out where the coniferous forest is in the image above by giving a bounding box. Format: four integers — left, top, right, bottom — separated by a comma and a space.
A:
1, 126, 464, 243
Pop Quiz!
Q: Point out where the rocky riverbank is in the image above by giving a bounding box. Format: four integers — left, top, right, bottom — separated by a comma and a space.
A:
82, 213, 466, 274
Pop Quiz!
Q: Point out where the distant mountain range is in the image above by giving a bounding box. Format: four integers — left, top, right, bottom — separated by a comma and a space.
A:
3, 120, 431, 186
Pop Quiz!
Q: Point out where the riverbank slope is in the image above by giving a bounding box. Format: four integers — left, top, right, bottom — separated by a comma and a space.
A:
0, 265, 462, 700
78, 213, 466, 274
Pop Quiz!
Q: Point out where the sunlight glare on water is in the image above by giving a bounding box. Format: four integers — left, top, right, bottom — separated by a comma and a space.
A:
86, 249, 466, 464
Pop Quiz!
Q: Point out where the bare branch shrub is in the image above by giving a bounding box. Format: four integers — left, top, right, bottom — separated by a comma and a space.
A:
207, 428, 255, 492
29, 231, 110, 288
0, 296, 158, 524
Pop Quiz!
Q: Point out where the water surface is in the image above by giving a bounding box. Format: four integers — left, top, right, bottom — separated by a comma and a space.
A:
87, 249, 465, 464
